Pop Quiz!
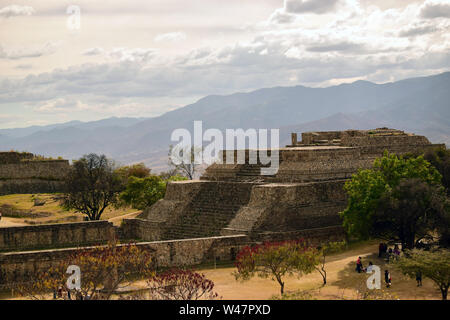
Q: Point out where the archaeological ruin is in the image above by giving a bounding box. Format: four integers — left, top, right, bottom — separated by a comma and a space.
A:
123, 128, 444, 242
0, 128, 445, 287
0, 152, 70, 195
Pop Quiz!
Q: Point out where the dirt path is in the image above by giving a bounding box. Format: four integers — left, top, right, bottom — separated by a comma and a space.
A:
0, 217, 27, 227
108, 211, 141, 226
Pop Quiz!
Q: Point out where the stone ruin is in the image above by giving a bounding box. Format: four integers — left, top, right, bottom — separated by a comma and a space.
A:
0, 152, 70, 195
0, 128, 446, 287
124, 128, 445, 243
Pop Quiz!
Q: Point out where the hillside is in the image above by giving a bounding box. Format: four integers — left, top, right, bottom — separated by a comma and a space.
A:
0, 72, 449, 170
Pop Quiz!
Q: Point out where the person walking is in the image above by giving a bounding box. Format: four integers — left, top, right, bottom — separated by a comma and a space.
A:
416, 271, 422, 287
384, 270, 391, 288
378, 243, 384, 258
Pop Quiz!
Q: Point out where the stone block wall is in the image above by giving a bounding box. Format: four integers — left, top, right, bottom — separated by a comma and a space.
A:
0, 155, 70, 195
0, 221, 114, 251
0, 152, 34, 164
0, 235, 249, 286
0, 225, 345, 287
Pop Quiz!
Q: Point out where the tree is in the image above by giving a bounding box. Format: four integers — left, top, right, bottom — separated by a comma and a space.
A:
9, 242, 153, 300
119, 174, 187, 210
115, 163, 151, 182
315, 241, 346, 286
62, 154, 123, 220
395, 248, 450, 300
341, 152, 447, 249
234, 239, 319, 295
168, 145, 202, 180
377, 179, 449, 248
423, 147, 450, 194
147, 269, 219, 300
119, 175, 166, 210
158, 168, 180, 180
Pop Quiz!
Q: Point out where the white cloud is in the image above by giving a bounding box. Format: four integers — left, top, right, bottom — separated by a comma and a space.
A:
0, 0, 449, 124
285, 0, 340, 14
81, 47, 158, 62
420, 0, 450, 19
82, 47, 104, 56
154, 32, 187, 42
0, 42, 60, 60
0, 5, 34, 18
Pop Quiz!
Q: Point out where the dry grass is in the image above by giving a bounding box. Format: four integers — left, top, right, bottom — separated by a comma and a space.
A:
0, 193, 136, 226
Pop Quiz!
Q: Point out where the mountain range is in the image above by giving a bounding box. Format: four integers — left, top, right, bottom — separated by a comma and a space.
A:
1, 72, 449, 171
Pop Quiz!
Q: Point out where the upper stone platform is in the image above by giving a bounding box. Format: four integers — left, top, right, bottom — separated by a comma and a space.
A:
201, 128, 444, 183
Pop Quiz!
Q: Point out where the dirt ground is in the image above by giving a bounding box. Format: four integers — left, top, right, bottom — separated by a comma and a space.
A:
199, 242, 442, 300
122, 241, 443, 300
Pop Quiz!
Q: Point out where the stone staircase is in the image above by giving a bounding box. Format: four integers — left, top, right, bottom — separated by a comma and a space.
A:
234, 164, 277, 182
162, 182, 254, 240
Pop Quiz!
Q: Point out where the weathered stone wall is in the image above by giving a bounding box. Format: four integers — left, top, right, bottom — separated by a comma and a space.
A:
0, 221, 114, 251
0, 160, 69, 180
0, 235, 248, 286
0, 152, 34, 164
0, 155, 70, 195
0, 227, 345, 287
0, 179, 66, 195
224, 180, 346, 235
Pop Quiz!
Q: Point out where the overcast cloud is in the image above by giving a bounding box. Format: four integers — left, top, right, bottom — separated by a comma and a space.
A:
0, 0, 449, 128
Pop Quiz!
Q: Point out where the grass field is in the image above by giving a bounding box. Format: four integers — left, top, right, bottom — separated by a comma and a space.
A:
0, 193, 138, 226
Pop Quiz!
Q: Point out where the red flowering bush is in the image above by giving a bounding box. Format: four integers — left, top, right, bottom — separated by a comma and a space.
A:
148, 268, 219, 300
234, 239, 320, 295
9, 242, 153, 300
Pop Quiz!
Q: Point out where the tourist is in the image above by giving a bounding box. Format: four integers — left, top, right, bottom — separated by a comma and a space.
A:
356, 256, 363, 273
393, 245, 401, 261
384, 270, 391, 288
416, 271, 422, 287
378, 243, 384, 257
366, 261, 373, 273
386, 248, 393, 263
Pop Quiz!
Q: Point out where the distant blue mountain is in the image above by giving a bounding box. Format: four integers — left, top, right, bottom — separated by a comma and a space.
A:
0, 72, 448, 171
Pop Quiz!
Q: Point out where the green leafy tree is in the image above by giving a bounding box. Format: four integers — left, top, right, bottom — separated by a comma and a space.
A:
62, 154, 123, 220
341, 152, 447, 248
315, 241, 346, 285
115, 163, 151, 182
119, 176, 166, 210
395, 249, 450, 300
234, 239, 320, 295
422, 147, 450, 193
119, 174, 187, 210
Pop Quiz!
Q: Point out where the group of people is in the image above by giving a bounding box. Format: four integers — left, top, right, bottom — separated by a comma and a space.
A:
378, 243, 401, 262
355, 256, 392, 288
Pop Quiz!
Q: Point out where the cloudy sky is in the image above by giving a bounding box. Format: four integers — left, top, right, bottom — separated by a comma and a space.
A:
0, 0, 449, 128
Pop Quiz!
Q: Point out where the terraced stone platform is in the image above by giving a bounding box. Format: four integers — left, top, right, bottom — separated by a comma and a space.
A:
124, 128, 444, 243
